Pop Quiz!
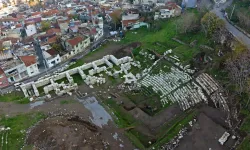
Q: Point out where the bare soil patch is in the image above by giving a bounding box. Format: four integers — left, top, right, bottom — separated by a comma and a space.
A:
112, 42, 141, 58
176, 113, 229, 150
26, 115, 106, 150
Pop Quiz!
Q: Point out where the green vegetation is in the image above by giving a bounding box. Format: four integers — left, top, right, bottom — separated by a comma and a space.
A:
103, 98, 148, 149
72, 74, 84, 85
173, 45, 199, 64
103, 98, 136, 127
126, 85, 170, 116
237, 136, 250, 150
60, 100, 76, 105
67, 43, 111, 70
201, 12, 225, 37
41, 21, 50, 32
153, 110, 197, 149
68, 59, 85, 70
0, 92, 29, 104
55, 77, 69, 84
103, 98, 197, 149
0, 112, 46, 149
125, 131, 145, 149
240, 115, 250, 133
120, 12, 212, 67
226, 0, 250, 33
121, 20, 179, 54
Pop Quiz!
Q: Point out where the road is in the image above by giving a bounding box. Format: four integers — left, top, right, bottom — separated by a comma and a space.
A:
1, 25, 110, 94
211, 0, 250, 49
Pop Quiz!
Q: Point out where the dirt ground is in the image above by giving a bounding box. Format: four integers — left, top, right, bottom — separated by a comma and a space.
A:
175, 112, 231, 150
0, 42, 234, 149
0, 95, 135, 150
26, 115, 131, 150
83, 42, 140, 63
128, 105, 182, 131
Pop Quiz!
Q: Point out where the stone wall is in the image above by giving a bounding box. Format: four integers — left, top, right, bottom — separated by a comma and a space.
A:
20, 55, 133, 99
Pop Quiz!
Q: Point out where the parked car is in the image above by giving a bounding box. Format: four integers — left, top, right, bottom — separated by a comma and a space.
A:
14, 82, 23, 88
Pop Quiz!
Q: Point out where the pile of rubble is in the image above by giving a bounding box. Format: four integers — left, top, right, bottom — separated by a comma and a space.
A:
138, 49, 229, 111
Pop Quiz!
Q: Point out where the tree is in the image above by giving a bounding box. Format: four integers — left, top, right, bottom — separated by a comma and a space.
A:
109, 10, 122, 30
225, 50, 249, 95
201, 12, 225, 37
52, 43, 63, 52
41, 21, 50, 32
175, 13, 198, 34
236, 8, 250, 30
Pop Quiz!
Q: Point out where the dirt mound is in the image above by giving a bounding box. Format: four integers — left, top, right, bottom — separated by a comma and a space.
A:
113, 42, 141, 58
26, 116, 108, 150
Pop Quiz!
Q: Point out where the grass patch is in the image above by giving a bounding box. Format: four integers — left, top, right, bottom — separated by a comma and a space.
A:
173, 45, 200, 64
237, 136, 250, 150
0, 112, 46, 149
60, 100, 75, 105
176, 31, 210, 46
0, 92, 29, 104
126, 88, 170, 116
72, 74, 84, 85
152, 110, 197, 149
102, 98, 147, 149
67, 42, 111, 70
121, 14, 208, 63
55, 77, 69, 84
240, 115, 250, 133
121, 20, 180, 52
130, 129, 154, 147
67, 59, 85, 70
103, 98, 136, 127
125, 131, 146, 150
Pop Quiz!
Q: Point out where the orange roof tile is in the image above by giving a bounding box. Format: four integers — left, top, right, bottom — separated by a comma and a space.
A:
32, 12, 41, 16
48, 36, 57, 44
19, 56, 37, 67
46, 28, 61, 34
42, 9, 60, 17
16, 24, 22, 28
47, 49, 59, 56
67, 36, 83, 46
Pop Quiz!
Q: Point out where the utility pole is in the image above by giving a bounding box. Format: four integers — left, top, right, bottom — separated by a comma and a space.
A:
230, 4, 235, 20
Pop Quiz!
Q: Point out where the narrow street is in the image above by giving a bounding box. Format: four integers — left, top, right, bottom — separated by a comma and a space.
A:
211, 0, 250, 49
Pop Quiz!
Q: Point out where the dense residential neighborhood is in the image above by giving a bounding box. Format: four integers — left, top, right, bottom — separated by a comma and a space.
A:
1, 0, 250, 150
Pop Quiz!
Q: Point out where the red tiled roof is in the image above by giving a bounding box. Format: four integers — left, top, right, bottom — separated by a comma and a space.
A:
67, 36, 83, 46
109, 9, 122, 21
46, 28, 61, 34
74, 21, 81, 26
1, 37, 19, 43
0, 68, 4, 74
19, 56, 37, 67
25, 21, 35, 26
42, 9, 60, 17
16, 24, 22, 28
22, 36, 34, 44
32, 12, 41, 16
57, 19, 70, 24
47, 49, 59, 56
165, 2, 179, 10
0, 68, 9, 87
47, 36, 57, 44
122, 19, 139, 27
91, 28, 97, 34
0, 17, 20, 22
